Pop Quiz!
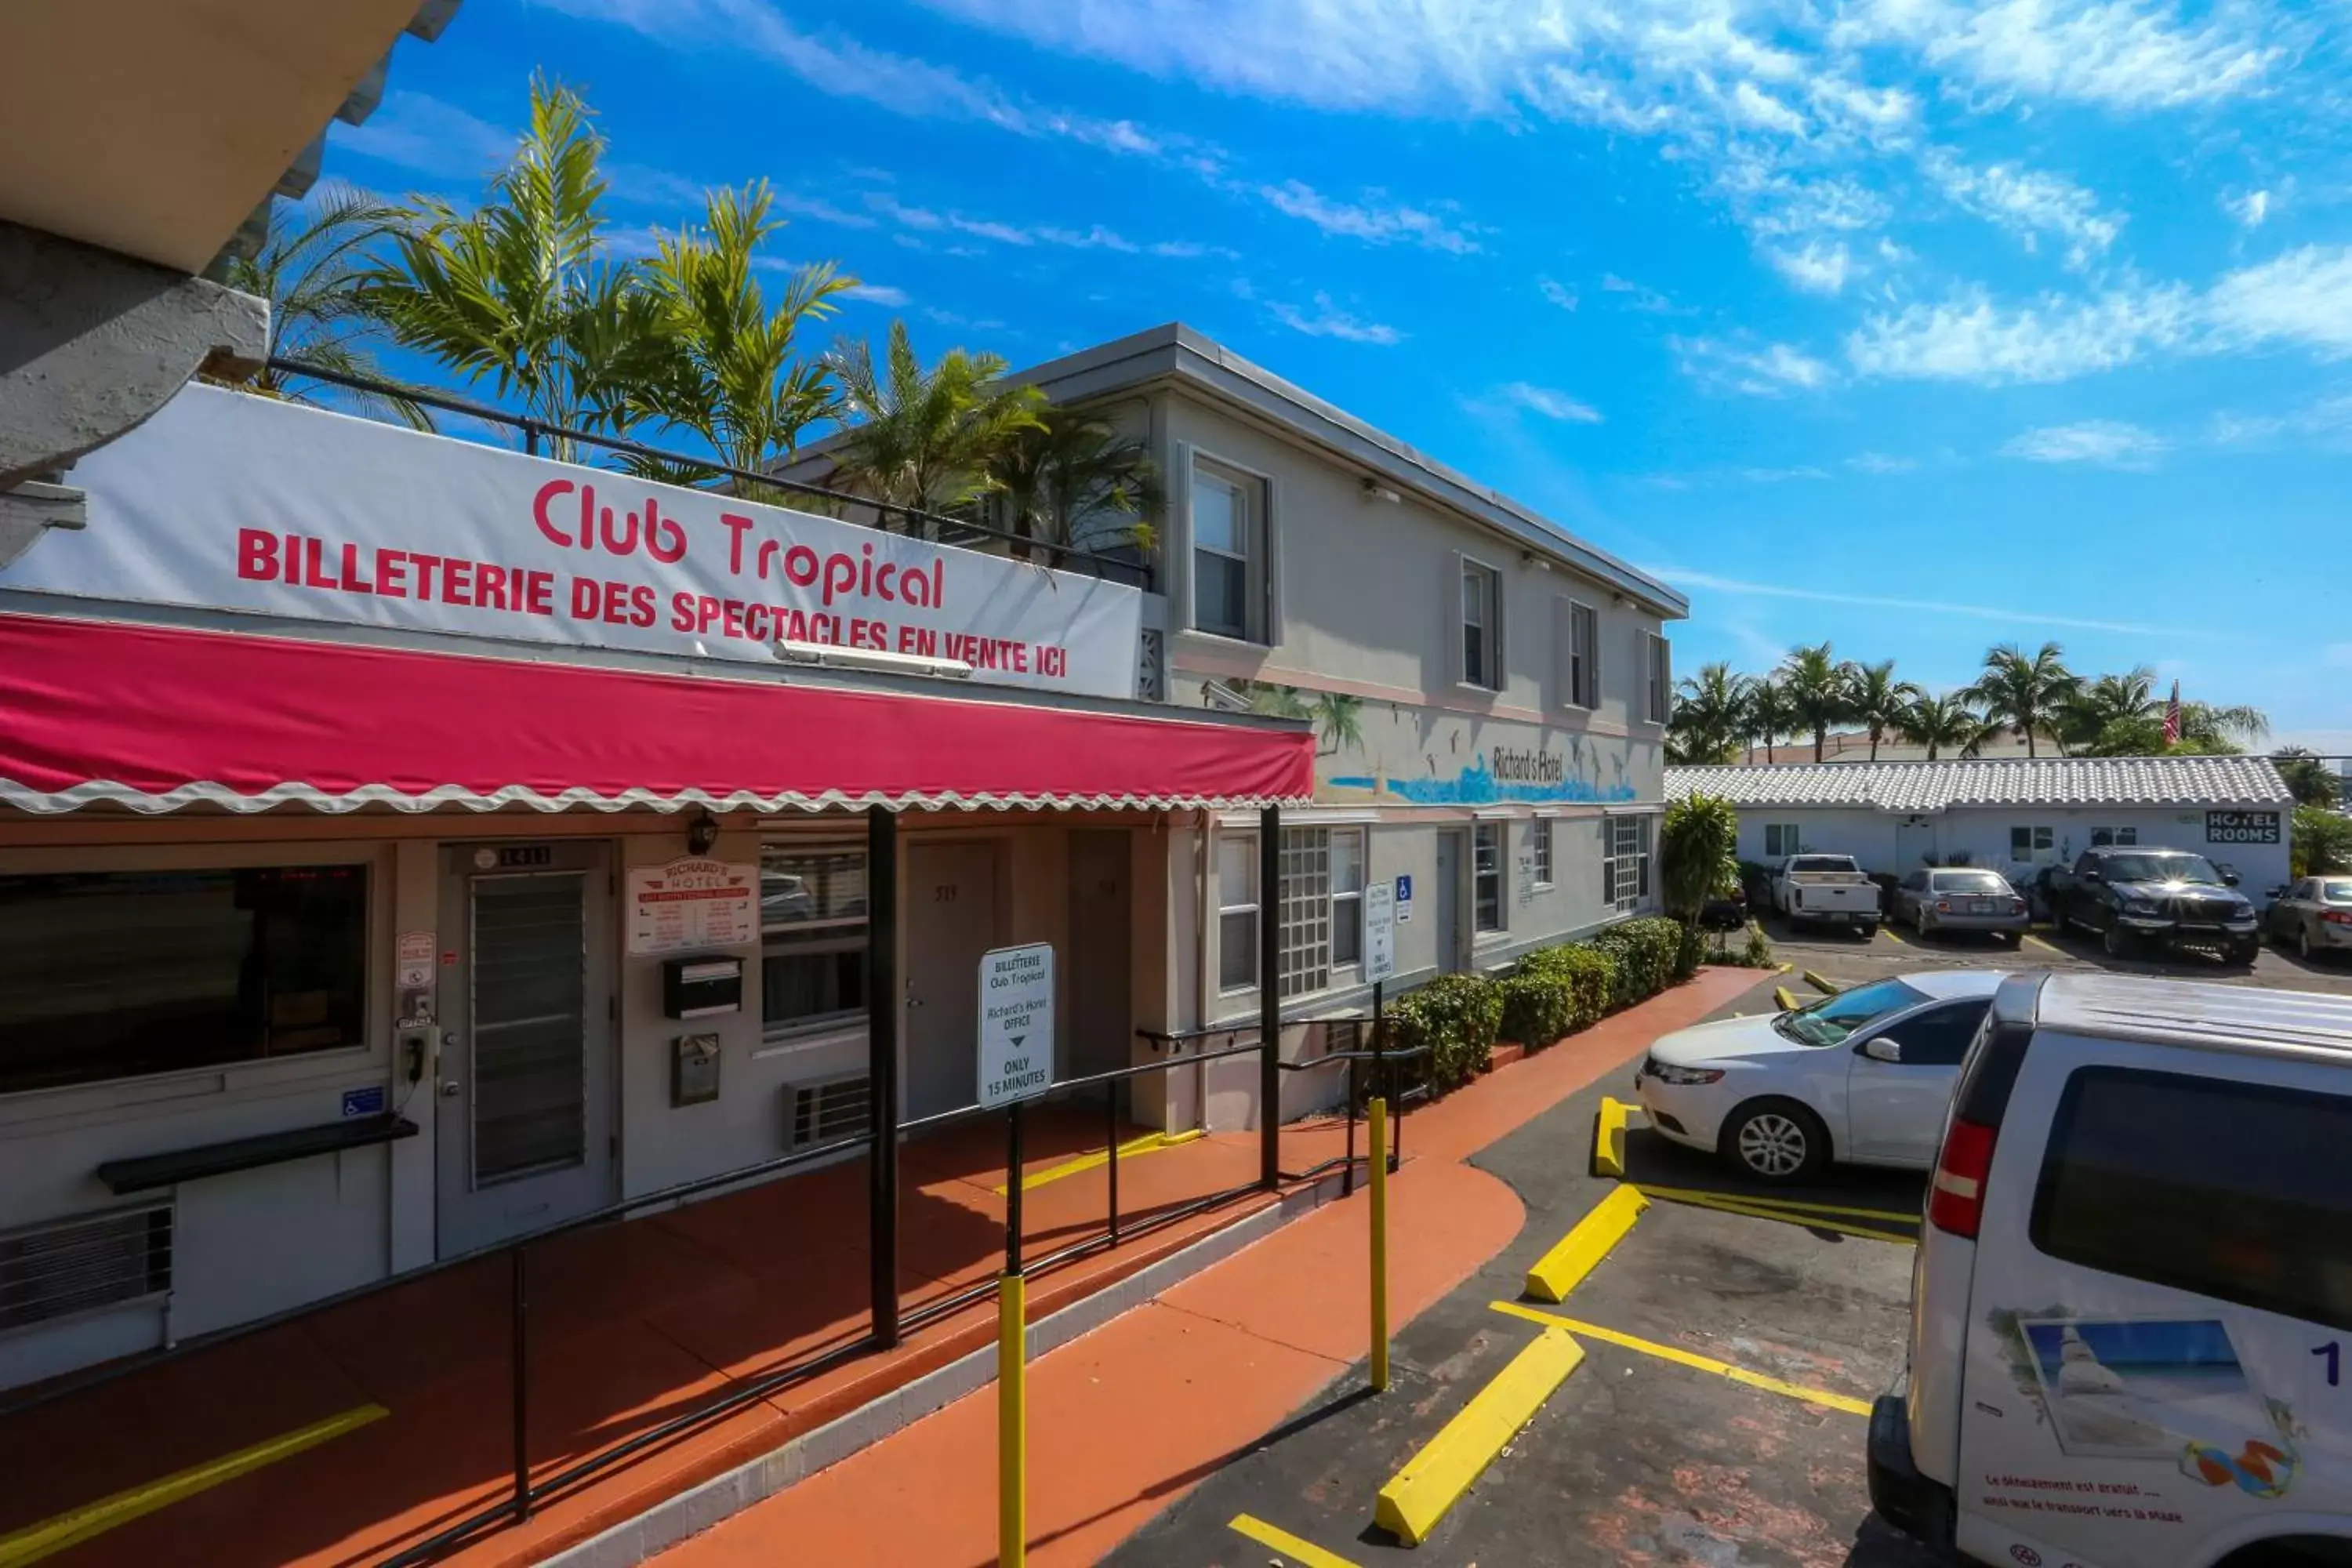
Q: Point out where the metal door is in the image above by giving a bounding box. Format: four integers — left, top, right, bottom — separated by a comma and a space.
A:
902, 840, 1002, 1121
1067, 831, 1131, 1084
1434, 832, 1464, 974
436, 843, 615, 1255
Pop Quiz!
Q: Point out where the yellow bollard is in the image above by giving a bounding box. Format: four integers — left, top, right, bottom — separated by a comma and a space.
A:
1369, 1095, 1390, 1393
999, 1271, 1025, 1567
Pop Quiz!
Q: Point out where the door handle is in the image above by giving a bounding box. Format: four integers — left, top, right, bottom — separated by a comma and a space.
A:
438, 1080, 461, 1098
905, 980, 924, 1009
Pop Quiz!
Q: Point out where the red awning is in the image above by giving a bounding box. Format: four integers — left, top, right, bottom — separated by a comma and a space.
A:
0, 613, 1314, 815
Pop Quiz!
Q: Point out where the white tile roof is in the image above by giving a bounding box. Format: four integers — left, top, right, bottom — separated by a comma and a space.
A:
1664, 755, 2294, 813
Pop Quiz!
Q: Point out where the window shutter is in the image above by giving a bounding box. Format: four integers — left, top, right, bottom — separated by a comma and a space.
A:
1552, 597, 1571, 710
1261, 472, 1284, 648
1448, 552, 1468, 687
1171, 441, 1195, 633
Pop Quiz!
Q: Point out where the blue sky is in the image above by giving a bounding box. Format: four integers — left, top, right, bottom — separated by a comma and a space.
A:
335, 0, 2352, 746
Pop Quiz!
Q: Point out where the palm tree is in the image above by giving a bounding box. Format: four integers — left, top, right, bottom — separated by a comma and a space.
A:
1667, 662, 1751, 765
1898, 691, 1994, 761
214, 182, 427, 427
361, 75, 673, 460
2274, 746, 2342, 808
2060, 667, 2158, 750
985, 408, 1160, 560
1744, 677, 1795, 763
2180, 701, 2269, 750
1310, 691, 1364, 757
826, 321, 1045, 525
1777, 643, 1853, 762
1843, 659, 1923, 761
1969, 642, 2079, 758
629, 181, 854, 484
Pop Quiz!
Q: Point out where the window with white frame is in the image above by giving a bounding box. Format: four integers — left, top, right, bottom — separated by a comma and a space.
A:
1473, 822, 1505, 933
1642, 632, 1671, 724
1191, 460, 1261, 642
1560, 599, 1599, 710
1461, 558, 1501, 690
1604, 815, 1653, 912
1531, 818, 1554, 886
2089, 826, 2140, 848
1218, 833, 1258, 992
1275, 827, 1370, 997
1762, 822, 1803, 858
762, 845, 869, 1037
2010, 824, 2056, 862
1332, 829, 1367, 967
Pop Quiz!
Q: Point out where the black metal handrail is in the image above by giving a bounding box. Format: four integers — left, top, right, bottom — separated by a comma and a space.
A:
263, 357, 1156, 590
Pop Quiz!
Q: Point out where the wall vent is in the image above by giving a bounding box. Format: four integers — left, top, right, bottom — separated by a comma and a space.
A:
790, 1076, 871, 1149
0, 1202, 172, 1334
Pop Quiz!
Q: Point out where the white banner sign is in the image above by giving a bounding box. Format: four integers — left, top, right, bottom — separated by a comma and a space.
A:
627, 857, 759, 956
977, 943, 1055, 1109
1363, 881, 1396, 983
19, 384, 1143, 699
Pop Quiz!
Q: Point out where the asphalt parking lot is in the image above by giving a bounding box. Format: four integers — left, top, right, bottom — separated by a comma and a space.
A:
1107, 974, 1951, 1568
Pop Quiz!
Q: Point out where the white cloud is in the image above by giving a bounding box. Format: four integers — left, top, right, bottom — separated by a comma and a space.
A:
1766, 240, 1851, 294
1675, 336, 1835, 396
841, 283, 912, 307
2204, 245, 2352, 357
1641, 565, 2195, 637
1494, 383, 1603, 423
1846, 451, 1920, 473
1728, 80, 1808, 136
2002, 419, 2169, 466
1254, 180, 1479, 254
2207, 390, 2352, 449
336, 92, 514, 179
1834, 0, 2285, 110
1846, 283, 2197, 383
1257, 290, 1403, 345
861, 190, 1220, 257
1601, 273, 1682, 314
1922, 148, 2123, 267
1538, 276, 1580, 311
2223, 188, 2272, 228
1733, 464, 1833, 482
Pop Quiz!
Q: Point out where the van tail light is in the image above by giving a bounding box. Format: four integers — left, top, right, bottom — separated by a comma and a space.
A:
2010, 898, 2028, 916
1935, 900, 1951, 913
1929, 1118, 1997, 1239
2324, 910, 2352, 927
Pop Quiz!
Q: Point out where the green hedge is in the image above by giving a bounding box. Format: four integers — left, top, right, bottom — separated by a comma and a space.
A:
1387, 973, 1502, 1094
1589, 917, 1683, 1007
1512, 944, 1617, 1036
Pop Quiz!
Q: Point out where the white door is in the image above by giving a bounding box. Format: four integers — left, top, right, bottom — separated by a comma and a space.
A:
1842, 1000, 1987, 1165
436, 843, 616, 1255
903, 840, 1001, 1121
1433, 832, 1463, 975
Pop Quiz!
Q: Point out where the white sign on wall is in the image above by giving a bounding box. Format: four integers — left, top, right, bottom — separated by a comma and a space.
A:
977, 943, 1055, 1109
626, 858, 759, 956
1363, 882, 1397, 984
24, 384, 1144, 699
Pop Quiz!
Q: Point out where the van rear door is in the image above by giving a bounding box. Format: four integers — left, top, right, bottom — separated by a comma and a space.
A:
1955, 1033, 2352, 1568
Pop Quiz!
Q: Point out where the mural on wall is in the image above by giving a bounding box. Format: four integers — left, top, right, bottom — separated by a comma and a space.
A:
1185, 676, 1650, 805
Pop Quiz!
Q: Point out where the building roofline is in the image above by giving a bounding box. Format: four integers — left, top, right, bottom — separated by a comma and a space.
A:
1004, 324, 1689, 620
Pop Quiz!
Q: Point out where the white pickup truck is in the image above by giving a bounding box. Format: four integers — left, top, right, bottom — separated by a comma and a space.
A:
1772, 853, 1882, 935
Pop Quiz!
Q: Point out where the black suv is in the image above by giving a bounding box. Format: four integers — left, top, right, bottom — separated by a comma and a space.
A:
2046, 844, 2261, 964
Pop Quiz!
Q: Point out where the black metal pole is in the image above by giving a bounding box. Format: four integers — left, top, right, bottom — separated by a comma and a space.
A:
1258, 804, 1281, 1190
510, 1247, 532, 1521
1006, 1099, 1026, 1275
1374, 980, 1397, 1173
1105, 1085, 1121, 1245
866, 807, 901, 1347
1342, 1051, 1357, 1199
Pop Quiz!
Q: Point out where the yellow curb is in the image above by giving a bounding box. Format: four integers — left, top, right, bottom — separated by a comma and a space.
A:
1231, 1513, 1363, 1567
2021, 932, 2063, 954
1591, 1097, 1640, 1180
1635, 1185, 1916, 1244
1879, 924, 1905, 945
992, 1127, 1205, 1195
0, 1404, 388, 1567
1773, 985, 1804, 1012
1635, 1183, 1918, 1224
1800, 969, 1843, 995
1489, 1302, 1871, 1417
1773, 961, 1794, 973
1523, 1184, 1648, 1304
1373, 1326, 1586, 1546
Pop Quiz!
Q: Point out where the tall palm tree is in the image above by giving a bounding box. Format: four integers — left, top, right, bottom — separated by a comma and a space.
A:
985, 408, 1160, 559
1745, 677, 1795, 763
1310, 691, 1364, 757
1969, 642, 2079, 758
629, 180, 854, 484
1844, 659, 1924, 761
2061, 666, 2158, 750
825, 320, 1045, 524
1777, 643, 1853, 762
1668, 662, 1752, 765
215, 182, 427, 427
2179, 701, 2269, 750
361, 75, 673, 459
1898, 691, 1994, 761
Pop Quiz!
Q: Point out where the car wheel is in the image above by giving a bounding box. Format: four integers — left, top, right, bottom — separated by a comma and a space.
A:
2102, 923, 2134, 958
2230, 940, 2260, 967
2001, 931, 2024, 949
2299, 926, 2315, 961
1722, 1099, 1830, 1185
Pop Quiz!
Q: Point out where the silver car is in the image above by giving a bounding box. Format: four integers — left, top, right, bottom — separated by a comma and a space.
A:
2264, 875, 2352, 960
1892, 866, 2028, 945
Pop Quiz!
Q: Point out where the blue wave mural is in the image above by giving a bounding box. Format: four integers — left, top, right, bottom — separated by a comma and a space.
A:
1327, 756, 1639, 805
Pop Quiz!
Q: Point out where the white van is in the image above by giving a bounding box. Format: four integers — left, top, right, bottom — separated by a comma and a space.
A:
1871, 971, 2351, 1568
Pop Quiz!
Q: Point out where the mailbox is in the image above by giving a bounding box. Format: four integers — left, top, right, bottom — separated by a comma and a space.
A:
671, 1034, 722, 1106
662, 955, 743, 1019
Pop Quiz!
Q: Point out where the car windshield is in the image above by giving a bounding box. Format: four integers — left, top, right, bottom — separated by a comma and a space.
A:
2102, 851, 2225, 885
1775, 978, 1932, 1047
1931, 870, 2009, 893
2325, 880, 2352, 903
1788, 856, 1857, 873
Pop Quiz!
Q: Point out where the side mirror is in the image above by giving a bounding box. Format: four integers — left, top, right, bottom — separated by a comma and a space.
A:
2223, 871, 2241, 887
1862, 1036, 1904, 1064
2081, 869, 2103, 883
2269, 884, 2291, 899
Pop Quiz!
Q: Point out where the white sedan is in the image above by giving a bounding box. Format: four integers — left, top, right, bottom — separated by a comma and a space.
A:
1632, 971, 2004, 1183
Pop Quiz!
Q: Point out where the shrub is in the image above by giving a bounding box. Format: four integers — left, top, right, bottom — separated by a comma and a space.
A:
1672, 920, 1710, 981
1740, 922, 1775, 968
1497, 972, 1576, 1049
2295, 804, 2352, 877
1515, 943, 1617, 1031
1387, 973, 1502, 1094
1661, 793, 1740, 920
1590, 917, 1682, 1005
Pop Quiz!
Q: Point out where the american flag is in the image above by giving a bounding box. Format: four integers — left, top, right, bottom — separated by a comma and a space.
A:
2162, 680, 2182, 745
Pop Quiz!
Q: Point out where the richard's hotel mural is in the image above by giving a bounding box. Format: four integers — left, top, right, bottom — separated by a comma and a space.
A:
1181, 676, 1657, 807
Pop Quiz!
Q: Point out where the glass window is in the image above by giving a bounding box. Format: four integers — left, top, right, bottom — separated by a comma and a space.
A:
762, 846, 869, 1037
1192, 464, 1255, 641
1605, 815, 1653, 912
1776, 977, 1933, 1047
1531, 818, 1554, 886
2089, 826, 2139, 848
1331, 829, 1366, 967
1218, 833, 1258, 992
1278, 828, 1332, 998
2010, 825, 2055, 860
1874, 1000, 1989, 1066
1473, 823, 1505, 932
1461, 561, 1499, 689
2323, 880, 2352, 903
1929, 869, 2010, 894
1564, 601, 1599, 709
2031, 1067, 2352, 1332
1764, 823, 1802, 858
0, 865, 369, 1094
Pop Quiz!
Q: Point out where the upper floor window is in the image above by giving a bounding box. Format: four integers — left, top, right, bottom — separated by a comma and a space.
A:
1642, 632, 1671, 724
1461, 557, 1502, 691
1191, 460, 1263, 642
1560, 598, 1599, 710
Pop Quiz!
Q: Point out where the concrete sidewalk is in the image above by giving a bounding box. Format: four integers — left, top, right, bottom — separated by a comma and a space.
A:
643, 968, 1769, 1567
